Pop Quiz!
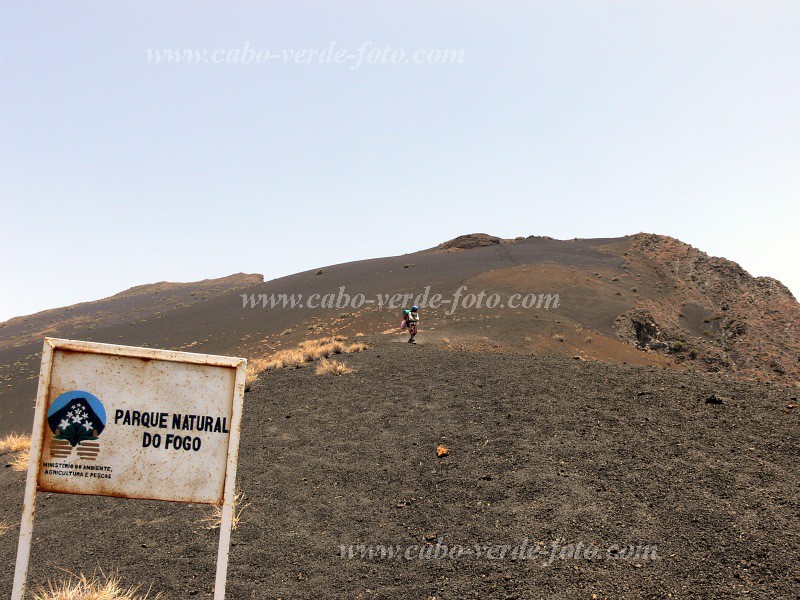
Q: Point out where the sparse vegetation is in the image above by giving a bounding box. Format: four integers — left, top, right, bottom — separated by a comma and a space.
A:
32, 570, 161, 600
11, 447, 30, 471
245, 357, 275, 385
1, 433, 31, 471
200, 491, 250, 531
315, 358, 354, 376
245, 338, 368, 384
345, 341, 367, 353
0, 432, 30, 454
670, 340, 686, 353
0, 519, 13, 537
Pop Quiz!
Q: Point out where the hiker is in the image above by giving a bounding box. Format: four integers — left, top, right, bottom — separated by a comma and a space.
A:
406, 305, 419, 343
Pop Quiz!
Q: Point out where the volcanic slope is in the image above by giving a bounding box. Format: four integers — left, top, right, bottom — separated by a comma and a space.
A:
0, 343, 797, 598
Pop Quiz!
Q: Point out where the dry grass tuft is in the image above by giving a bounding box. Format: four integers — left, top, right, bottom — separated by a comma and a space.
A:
200, 491, 250, 531
33, 570, 161, 600
245, 357, 272, 385
0, 433, 30, 454
270, 349, 305, 369
0, 519, 14, 537
382, 327, 405, 335
245, 337, 369, 384
315, 358, 354, 376
1, 433, 31, 471
10, 447, 30, 471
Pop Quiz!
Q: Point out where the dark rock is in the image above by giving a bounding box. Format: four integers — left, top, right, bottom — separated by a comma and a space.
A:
705, 394, 726, 405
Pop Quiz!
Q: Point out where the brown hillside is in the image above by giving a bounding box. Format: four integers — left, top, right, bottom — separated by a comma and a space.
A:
605, 234, 800, 382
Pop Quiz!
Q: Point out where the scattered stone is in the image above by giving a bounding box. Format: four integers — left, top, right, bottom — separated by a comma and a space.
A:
436, 445, 449, 457
705, 394, 726, 405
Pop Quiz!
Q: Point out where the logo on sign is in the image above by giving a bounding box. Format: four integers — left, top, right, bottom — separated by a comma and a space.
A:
47, 391, 107, 460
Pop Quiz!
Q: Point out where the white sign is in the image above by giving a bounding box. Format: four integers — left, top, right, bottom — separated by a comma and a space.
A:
12, 338, 247, 600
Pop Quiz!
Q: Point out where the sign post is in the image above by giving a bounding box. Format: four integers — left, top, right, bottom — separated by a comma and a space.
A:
11, 338, 247, 600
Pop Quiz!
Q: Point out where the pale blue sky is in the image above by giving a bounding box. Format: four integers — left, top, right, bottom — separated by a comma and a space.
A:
2, 2, 798, 321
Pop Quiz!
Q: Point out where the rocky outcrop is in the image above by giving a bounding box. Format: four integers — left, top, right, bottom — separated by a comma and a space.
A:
437, 233, 502, 251
615, 234, 799, 382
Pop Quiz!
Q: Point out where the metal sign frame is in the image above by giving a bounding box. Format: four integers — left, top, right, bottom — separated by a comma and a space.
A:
11, 338, 247, 600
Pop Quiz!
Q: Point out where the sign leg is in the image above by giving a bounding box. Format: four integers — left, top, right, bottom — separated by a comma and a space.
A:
213, 501, 233, 600
11, 483, 38, 600
12, 340, 52, 599
213, 360, 245, 600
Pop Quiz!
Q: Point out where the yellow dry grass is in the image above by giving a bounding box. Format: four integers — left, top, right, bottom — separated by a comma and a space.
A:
315, 358, 354, 376
245, 357, 271, 385
10, 446, 30, 471
32, 570, 161, 600
245, 337, 368, 384
1, 433, 31, 471
0, 432, 30, 454
200, 491, 250, 531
